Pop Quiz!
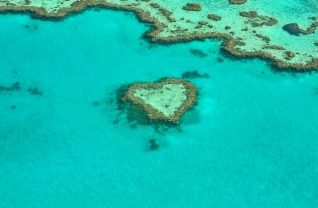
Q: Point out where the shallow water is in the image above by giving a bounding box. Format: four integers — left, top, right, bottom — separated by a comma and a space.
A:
0, 9, 318, 208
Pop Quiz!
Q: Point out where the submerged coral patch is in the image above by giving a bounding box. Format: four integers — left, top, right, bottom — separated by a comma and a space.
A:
148, 138, 160, 150
27, 87, 43, 96
239, 11, 278, 27
282, 23, 318, 36
229, 0, 247, 5
189, 49, 208, 57
207, 14, 221, 21
182, 3, 202, 11
181, 71, 209, 79
0, 82, 20, 92
0, 81, 44, 96
24, 24, 38, 31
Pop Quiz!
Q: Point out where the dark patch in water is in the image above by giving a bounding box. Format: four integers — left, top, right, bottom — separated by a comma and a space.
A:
24, 24, 38, 31
313, 87, 318, 95
10, 105, 16, 109
109, 98, 114, 104
181, 70, 209, 79
115, 84, 129, 112
27, 87, 43, 96
0, 82, 44, 96
93, 101, 101, 106
189, 49, 208, 57
147, 43, 158, 49
216, 57, 224, 62
0, 82, 21, 92
130, 123, 138, 129
125, 103, 151, 124
282, 24, 301, 36
149, 138, 160, 151
112, 119, 120, 124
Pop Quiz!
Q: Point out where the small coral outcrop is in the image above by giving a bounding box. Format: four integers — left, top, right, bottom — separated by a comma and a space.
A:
229, 0, 247, 5
182, 3, 202, 11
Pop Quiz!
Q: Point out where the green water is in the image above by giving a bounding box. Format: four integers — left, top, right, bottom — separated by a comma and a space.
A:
0, 9, 317, 208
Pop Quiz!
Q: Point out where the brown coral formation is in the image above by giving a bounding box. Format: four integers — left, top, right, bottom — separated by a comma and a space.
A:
220, 34, 318, 70
282, 22, 318, 36
255, 33, 271, 43
158, 8, 175, 22
263, 45, 285, 50
285, 51, 295, 60
149, 3, 160, 9
229, 0, 247, 5
207, 13, 221, 21
240, 11, 278, 27
182, 3, 202, 11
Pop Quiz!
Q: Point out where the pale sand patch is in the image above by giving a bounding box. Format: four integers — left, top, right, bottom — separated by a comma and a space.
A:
133, 83, 187, 117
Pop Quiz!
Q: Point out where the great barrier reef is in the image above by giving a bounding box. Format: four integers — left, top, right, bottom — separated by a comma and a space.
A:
0, 0, 317, 207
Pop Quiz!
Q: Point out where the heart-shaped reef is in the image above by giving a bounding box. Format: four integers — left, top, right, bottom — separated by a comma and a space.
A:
122, 78, 197, 123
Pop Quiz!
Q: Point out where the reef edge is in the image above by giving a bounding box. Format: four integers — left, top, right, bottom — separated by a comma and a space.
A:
1, 1, 317, 71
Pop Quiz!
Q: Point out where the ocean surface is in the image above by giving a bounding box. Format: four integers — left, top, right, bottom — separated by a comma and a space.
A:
0, 9, 318, 208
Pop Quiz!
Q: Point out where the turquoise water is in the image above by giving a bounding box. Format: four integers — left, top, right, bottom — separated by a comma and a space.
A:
0, 9, 318, 207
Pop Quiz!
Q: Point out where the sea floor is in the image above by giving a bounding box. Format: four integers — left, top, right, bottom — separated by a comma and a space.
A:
0, 9, 318, 208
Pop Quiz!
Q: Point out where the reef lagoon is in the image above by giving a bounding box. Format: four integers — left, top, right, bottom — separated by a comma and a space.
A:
0, 6, 318, 208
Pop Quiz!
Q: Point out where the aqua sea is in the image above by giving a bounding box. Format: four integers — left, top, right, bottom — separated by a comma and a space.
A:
0, 8, 317, 208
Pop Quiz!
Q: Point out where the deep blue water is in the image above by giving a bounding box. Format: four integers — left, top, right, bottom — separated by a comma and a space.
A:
0, 9, 318, 208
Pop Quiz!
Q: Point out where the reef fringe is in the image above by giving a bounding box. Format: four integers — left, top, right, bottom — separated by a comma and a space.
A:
0, 0, 317, 71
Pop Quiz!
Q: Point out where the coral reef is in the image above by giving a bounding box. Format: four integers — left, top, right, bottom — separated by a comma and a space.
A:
182, 3, 201, 11
283, 22, 318, 36
207, 14, 221, 21
122, 78, 197, 123
0, 0, 317, 70
229, 0, 247, 5
240, 11, 278, 27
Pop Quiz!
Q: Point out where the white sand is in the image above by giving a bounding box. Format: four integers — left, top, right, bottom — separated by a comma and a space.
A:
133, 83, 187, 117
